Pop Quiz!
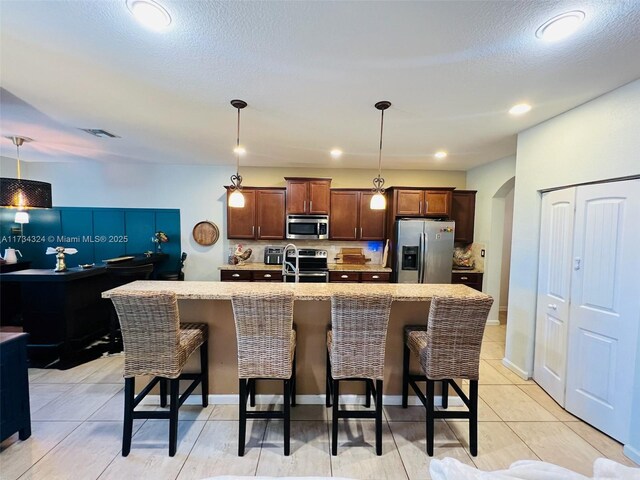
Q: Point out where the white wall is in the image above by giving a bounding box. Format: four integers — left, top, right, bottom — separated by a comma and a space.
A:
18, 160, 235, 281
508, 79, 640, 458
466, 155, 516, 323
500, 187, 514, 310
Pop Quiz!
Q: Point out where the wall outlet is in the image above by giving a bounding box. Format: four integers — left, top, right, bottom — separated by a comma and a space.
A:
481, 249, 486, 257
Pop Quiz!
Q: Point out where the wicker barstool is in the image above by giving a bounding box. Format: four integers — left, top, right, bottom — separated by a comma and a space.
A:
326, 292, 393, 456
110, 290, 209, 457
231, 291, 296, 456
401, 295, 493, 457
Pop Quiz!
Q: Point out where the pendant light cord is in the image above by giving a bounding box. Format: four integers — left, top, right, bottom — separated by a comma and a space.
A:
235, 106, 241, 176
16, 143, 21, 180
378, 108, 384, 176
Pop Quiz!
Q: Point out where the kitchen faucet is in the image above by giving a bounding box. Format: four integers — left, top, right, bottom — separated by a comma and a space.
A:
282, 243, 299, 283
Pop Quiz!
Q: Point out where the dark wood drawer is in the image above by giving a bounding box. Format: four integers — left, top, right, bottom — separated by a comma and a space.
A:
252, 271, 283, 282
221, 271, 252, 281
361, 272, 390, 283
451, 272, 483, 291
329, 271, 360, 283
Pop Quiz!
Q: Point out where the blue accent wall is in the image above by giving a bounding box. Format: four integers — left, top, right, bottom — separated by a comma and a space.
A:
0, 207, 180, 270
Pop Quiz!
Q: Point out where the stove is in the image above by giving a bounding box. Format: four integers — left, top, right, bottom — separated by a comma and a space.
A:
283, 248, 329, 283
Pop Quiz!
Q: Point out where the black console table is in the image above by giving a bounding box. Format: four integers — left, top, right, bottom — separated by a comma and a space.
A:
0, 254, 167, 360
0, 332, 31, 442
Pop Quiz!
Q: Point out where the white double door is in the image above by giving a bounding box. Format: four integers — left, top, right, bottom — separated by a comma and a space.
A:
534, 179, 640, 443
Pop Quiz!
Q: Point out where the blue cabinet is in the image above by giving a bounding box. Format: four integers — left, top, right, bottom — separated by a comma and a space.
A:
93, 209, 126, 261
125, 210, 155, 255
60, 209, 94, 266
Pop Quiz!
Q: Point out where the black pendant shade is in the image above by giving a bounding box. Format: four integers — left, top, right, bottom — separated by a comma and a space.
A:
0, 177, 53, 209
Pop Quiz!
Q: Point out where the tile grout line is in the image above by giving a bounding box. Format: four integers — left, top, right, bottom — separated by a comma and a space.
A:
173, 419, 208, 480
385, 416, 412, 480
502, 420, 543, 462
254, 418, 270, 477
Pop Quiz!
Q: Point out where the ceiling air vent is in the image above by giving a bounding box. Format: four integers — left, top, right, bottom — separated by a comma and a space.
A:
80, 128, 120, 138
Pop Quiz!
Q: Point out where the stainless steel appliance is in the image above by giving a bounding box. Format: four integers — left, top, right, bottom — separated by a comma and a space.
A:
394, 219, 455, 283
286, 215, 329, 240
264, 245, 284, 265
283, 248, 329, 283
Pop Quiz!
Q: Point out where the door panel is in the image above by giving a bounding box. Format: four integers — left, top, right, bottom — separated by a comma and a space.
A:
286, 181, 308, 214
395, 190, 423, 216
359, 191, 386, 240
534, 187, 575, 406
329, 191, 359, 240
256, 189, 285, 239
227, 189, 256, 239
308, 180, 330, 214
565, 180, 640, 443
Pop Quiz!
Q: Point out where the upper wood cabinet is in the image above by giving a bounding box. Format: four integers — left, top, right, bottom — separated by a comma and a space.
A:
285, 178, 331, 214
451, 190, 476, 244
391, 188, 453, 218
226, 187, 286, 240
330, 190, 386, 241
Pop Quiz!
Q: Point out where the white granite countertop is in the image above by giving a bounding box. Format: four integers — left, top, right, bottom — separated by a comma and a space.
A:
102, 281, 488, 301
219, 262, 392, 273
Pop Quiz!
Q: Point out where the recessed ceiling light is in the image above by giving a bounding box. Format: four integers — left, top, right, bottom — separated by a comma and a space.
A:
126, 0, 172, 31
536, 11, 585, 42
330, 148, 343, 159
233, 145, 246, 156
434, 151, 448, 159
509, 103, 532, 116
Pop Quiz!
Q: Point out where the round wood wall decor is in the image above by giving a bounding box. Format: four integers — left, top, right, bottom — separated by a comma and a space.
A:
192, 221, 219, 246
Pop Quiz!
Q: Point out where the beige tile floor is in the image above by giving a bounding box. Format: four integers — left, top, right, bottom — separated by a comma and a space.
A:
1, 323, 637, 480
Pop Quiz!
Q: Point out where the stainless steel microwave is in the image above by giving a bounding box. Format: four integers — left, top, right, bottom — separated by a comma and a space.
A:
286, 215, 329, 240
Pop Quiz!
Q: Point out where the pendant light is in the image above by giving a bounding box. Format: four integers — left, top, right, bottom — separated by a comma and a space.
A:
370, 101, 391, 210
0, 137, 52, 222
228, 99, 248, 208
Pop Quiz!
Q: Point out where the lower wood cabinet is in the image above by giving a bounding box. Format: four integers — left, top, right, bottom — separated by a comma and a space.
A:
221, 270, 283, 282
329, 271, 390, 283
451, 272, 483, 291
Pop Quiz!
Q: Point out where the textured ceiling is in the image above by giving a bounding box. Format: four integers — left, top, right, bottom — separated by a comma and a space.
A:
1, 0, 639, 170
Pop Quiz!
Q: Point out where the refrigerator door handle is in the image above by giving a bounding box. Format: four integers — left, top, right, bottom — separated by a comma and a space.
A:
417, 232, 423, 282
422, 232, 429, 283
419, 232, 426, 283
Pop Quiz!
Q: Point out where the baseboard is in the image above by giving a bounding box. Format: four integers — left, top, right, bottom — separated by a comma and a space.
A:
623, 444, 640, 465
486, 318, 500, 326
140, 393, 464, 407
502, 357, 531, 380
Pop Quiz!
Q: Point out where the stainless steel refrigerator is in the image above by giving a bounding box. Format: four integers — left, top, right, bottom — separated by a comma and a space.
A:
394, 219, 455, 283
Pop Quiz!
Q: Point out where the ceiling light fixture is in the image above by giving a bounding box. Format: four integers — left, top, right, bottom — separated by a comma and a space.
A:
228, 99, 248, 208
370, 101, 391, 210
509, 103, 532, 116
125, 0, 172, 31
330, 148, 343, 160
1, 137, 52, 221
536, 10, 585, 42
434, 151, 448, 159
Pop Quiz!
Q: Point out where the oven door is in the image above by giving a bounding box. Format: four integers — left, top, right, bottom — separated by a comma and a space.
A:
283, 271, 329, 283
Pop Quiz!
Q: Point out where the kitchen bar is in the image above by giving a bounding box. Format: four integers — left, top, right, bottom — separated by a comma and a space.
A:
102, 281, 489, 398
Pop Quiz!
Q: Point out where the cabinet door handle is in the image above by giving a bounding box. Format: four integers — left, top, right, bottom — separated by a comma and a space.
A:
419, 200, 422, 214
354, 227, 357, 238
252, 225, 255, 236
264, 274, 271, 278
232, 273, 240, 278
310, 200, 313, 211
360, 227, 363, 238
372, 275, 379, 279
303, 200, 306, 212
425, 200, 429, 213
341, 274, 349, 279
460, 276, 468, 280
257, 226, 261, 237
548, 303, 557, 310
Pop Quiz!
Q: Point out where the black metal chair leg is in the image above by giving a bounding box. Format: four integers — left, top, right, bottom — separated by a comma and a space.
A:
441, 380, 449, 409
331, 379, 339, 456
291, 354, 297, 407
160, 378, 167, 408
365, 379, 372, 408
375, 379, 383, 456
470, 380, 479, 457
168, 378, 179, 457
200, 340, 209, 407
284, 379, 291, 456
238, 378, 247, 456
426, 379, 435, 457
249, 379, 256, 408
122, 377, 134, 456
402, 343, 410, 408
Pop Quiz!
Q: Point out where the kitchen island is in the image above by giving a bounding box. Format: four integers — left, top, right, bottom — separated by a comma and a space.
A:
102, 281, 490, 400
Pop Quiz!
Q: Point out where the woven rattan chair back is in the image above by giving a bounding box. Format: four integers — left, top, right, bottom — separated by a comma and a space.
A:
330, 292, 393, 380
422, 296, 493, 380
110, 290, 182, 378
231, 291, 295, 379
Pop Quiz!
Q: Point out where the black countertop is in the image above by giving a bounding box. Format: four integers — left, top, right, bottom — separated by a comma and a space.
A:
0, 254, 167, 282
